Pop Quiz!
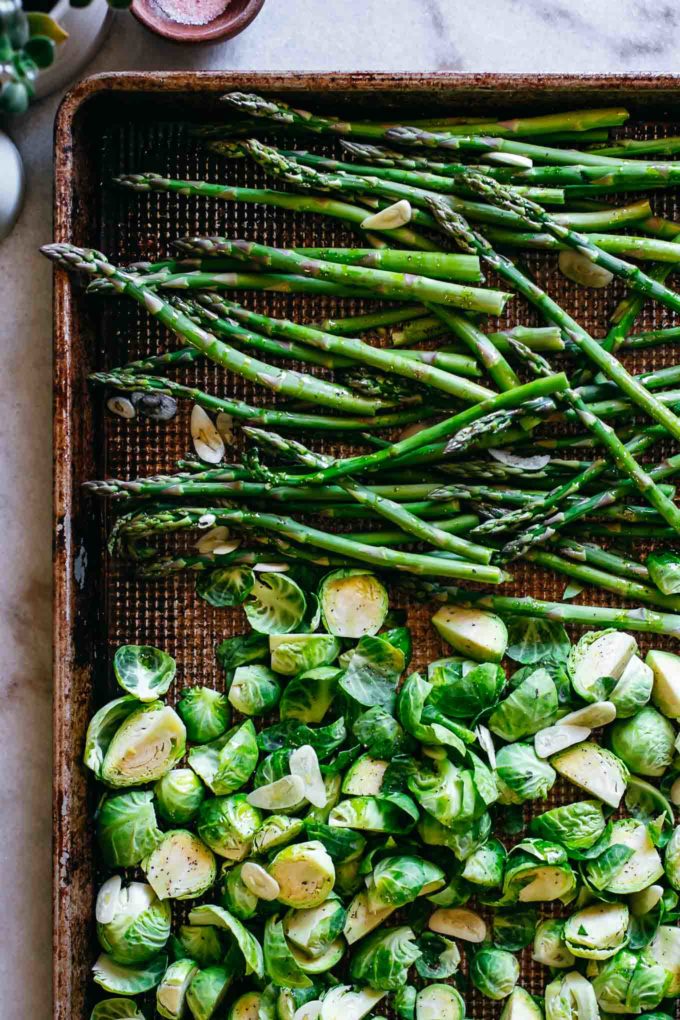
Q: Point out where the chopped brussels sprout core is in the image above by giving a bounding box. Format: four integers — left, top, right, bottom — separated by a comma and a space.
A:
529, 800, 606, 851
568, 630, 637, 703
648, 925, 680, 996
591, 818, 664, 894
284, 896, 346, 958
96, 790, 163, 868
101, 702, 186, 788
319, 985, 386, 1020
241, 861, 280, 901
290, 745, 327, 808
186, 964, 232, 1020
280, 667, 341, 724
197, 794, 262, 860
500, 987, 544, 1020
84, 696, 139, 778
630, 883, 664, 916
611, 707, 676, 777
648, 649, 680, 719
647, 549, 680, 595
563, 902, 630, 959
245, 572, 308, 634
96, 880, 171, 965
470, 946, 520, 1000
343, 888, 396, 944
517, 865, 576, 904
545, 972, 599, 1020
113, 645, 176, 702
252, 814, 304, 854
92, 952, 168, 995
432, 606, 508, 662
177, 687, 230, 744
341, 754, 388, 796
248, 775, 307, 810
229, 992, 262, 1020
290, 937, 345, 974
429, 907, 487, 943
229, 665, 281, 716
416, 983, 466, 1020
551, 742, 628, 808
157, 958, 198, 1020
318, 569, 389, 638
154, 768, 205, 824
533, 919, 575, 969
534, 724, 590, 759
610, 656, 653, 719
269, 634, 342, 676
143, 830, 217, 901
269, 840, 335, 908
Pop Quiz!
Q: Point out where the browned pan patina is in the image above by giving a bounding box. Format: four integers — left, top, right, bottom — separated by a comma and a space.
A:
53, 73, 680, 1020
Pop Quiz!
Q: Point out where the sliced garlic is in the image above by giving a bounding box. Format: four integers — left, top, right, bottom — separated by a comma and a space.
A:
428, 907, 486, 943
482, 152, 534, 168
247, 774, 306, 810
216, 411, 235, 446
559, 250, 614, 289
534, 723, 590, 759
195, 526, 231, 554
241, 861, 281, 901
107, 396, 136, 419
253, 562, 290, 572
489, 448, 550, 471
360, 199, 412, 230
561, 701, 616, 728
289, 745, 327, 808
95, 875, 122, 924
191, 404, 225, 464
630, 884, 664, 916
475, 724, 496, 770
563, 582, 584, 600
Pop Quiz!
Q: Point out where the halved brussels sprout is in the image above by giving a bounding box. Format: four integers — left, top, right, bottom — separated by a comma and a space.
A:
196, 565, 254, 609
461, 839, 506, 888
416, 983, 465, 1020
269, 840, 335, 908
593, 949, 670, 1014
534, 724, 590, 760
428, 658, 506, 720
648, 924, 680, 996
245, 572, 308, 634
269, 634, 341, 676
610, 656, 653, 719
84, 696, 139, 778
568, 630, 637, 703
264, 915, 313, 989
319, 986, 386, 1020
96, 789, 162, 868
648, 649, 680, 719
96, 880, 171, 964
101, 702, 186, 788
492, 908, 537, 951
113, 645, 176, 702
157, 958, 198, 1020
501, 840, 576, 905
229, 665, 281, 716
341, 754, 388, 797
219, 861, 258, 920
610, 707, 676, 777
533, 919, 575, 969
496, 743, 556, 802
90, 999, 147, 1020
529, 800, 606, 852
189, 720, 259, 795
551, 741, 628, 809
290, 938, 345, 974
154, 768, 205, 824
394, 985, 417, 1020
545, 971, 599, 1020
470, 946, 520, 1000
500, 987, 543, 1020
349, 925, 421, 990
177, 687, 230, 744
414, 932, 461, 979
143, 829, 217, 900
186, 964, 232, 1020
329, 793, 419, 834
408, 756, 490, 829
366, 855, 445, 911
318, 569, 388, 638
589, 818, 663, 895
647, 550, 680, 595
339, 634, 405, 712
563, 902, 630, 960
230, 992, 262, 1020
171, 924, 223, 967
432, 606, 508, 663
284, 895, 346, 959
343, 888, 396, 944
279, 667, 341, 724
488, 668, 558, 742
428, 907, 487, 943
189, 904, 264, 978
92, 952, 168, 996
418, 809, 491, 861
253, 814, 304, 855
197, 794, 262, 860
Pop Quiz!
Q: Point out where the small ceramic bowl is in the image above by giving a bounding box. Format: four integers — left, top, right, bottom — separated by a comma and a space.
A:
131, 0, 265, 43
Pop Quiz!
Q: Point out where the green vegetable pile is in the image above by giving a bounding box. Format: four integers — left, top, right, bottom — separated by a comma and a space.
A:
40, 97, 680, 636
85, 573, 680, 1020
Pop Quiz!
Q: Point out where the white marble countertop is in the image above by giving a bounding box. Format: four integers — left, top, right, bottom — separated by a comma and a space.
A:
1, 0, 679, 1012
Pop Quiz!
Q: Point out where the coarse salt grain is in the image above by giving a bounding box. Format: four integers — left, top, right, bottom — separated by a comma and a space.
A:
155, 0, 230, 25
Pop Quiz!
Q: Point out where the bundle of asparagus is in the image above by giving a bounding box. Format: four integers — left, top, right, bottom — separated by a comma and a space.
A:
42, 94, 680, 634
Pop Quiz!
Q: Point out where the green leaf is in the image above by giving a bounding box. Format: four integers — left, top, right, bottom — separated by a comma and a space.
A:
506, 616, 571, 665
189, 905, 264, 978
339, 634, 405, 711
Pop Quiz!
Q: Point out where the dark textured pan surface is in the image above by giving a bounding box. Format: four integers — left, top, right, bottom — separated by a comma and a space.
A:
53, 73, 680, 1020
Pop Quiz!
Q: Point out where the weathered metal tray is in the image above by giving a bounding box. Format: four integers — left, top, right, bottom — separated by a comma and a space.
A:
53, 72, 680, 1020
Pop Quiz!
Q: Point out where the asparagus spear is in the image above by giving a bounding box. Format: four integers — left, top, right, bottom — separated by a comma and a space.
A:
317, 306, 429, 334
114, 172, 439, 251
88, 372, 431, 432
624, 326, 680, 350
552, 538, 650, 582
426, 196, 680, 442
344, 514, 479, 546
481, 228, 680, 262
171, 236, 512, 316
426, 305, 520, 391
182, 294, 497, 403
404, 584, 680, 638
110, 506, 508, 583
42, 245, 396, 416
